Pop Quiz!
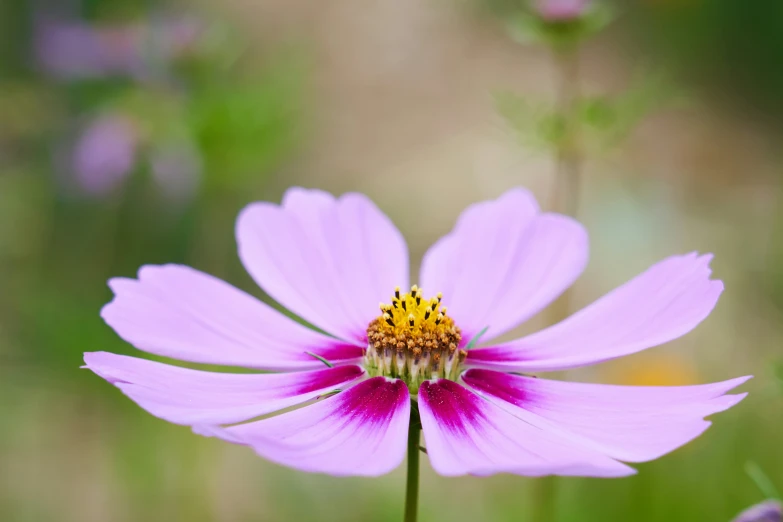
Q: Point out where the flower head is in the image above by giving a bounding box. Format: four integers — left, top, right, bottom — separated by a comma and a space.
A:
85, 187, 750, 477
366, 285, 463, 391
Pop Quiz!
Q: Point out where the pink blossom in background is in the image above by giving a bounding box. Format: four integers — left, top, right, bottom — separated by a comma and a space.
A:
733, 501, 782, 522
72, 114, 137, 196
35, 18, 143, 80
35, 16, 203, 81
68, 114, 201, 201
156, 16, 203, 59
535, 0, 590, 22
85, 187, 749, 477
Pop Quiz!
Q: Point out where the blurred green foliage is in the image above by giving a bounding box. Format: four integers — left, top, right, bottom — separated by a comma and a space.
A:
630, 0, 783, 121
0, 3, 307, 375
495, 70, 679, 155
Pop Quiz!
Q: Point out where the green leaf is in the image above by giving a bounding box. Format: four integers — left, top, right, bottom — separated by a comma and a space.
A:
772, 361, 783, 394
317, 389, 342, 400
494, 91, 565, 152
745, 461, 781, 500
187, 52, 307, 190
305, 352, 334, 368
465, 326, 490, 350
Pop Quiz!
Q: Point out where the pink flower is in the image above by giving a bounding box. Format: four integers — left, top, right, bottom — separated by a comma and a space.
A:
84, 187, 749, 477
72, 114, 137, 196
535, 0, 590, 22
35, 15, 203, 81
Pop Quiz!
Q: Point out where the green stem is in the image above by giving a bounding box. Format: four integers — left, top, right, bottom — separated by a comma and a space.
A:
404, 407, 421, 522
530, 475, 558, 522
532, 43, 583, 522
745, 461, 782, 500
550, 44, 582, 219
545, 43, 583, 333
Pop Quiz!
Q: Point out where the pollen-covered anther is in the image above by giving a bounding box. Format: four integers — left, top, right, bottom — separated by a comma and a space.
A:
365, 285, 463, 392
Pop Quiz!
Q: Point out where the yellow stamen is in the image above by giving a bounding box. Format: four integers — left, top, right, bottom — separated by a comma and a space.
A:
365, 285, 464, 392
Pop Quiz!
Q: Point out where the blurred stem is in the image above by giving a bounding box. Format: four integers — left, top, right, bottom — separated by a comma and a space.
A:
745, 461, 781, 500
531, 43, 583, 522
404, 406, 421, 522
187, 188, 237, 276
550, 45, 582, 218
530, 475, 558, 522
545, 44, 583, 328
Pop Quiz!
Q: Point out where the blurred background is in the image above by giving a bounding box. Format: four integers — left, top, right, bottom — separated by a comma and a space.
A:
1, 0, 781, 521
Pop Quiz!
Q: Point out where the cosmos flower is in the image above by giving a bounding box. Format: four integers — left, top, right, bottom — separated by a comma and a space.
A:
84, 187, 749, 477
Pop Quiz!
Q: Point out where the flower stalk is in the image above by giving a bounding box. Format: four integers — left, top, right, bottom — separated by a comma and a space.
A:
404, 405, 422, 522
534, 41, 583, 522
550, 44, 582, 218
545, 42, 583, 335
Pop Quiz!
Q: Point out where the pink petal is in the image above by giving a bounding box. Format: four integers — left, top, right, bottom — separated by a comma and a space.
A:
417, 379, 635, 477
236, 188, 409, 343
197, 377, 410, 476
101, 264, 362, 370
462, 369, 750, 463
419, 188, 587, 343
467, 253, 723, 371
84, 351, 365, 425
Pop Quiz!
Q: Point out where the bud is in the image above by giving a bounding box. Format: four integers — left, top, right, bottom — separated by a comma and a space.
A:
72, 113, 137, 196
732, 501, 782, 522
534, 0, 590, 23
503, 0, 612, 49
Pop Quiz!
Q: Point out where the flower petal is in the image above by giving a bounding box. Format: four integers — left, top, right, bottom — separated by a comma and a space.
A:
101, 264, 362, 370
197, 377, 410, 476
236, 188, 409, 343
466, 253, 723, 371
420, 188, 587, 342
84, 351, 365, 425
417, 379, 635, 477
462, 369, 750, 463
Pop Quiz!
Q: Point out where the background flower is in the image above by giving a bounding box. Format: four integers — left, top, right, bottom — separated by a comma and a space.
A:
732, 501, 782, 522
34, 15, 202, 81
534, 0, 590, 22
71, 113, 137, 196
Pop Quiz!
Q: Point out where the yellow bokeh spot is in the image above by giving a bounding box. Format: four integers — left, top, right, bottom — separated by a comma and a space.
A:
604, 353, 700, 387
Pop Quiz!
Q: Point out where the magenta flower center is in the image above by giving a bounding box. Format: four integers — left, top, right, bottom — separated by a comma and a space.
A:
366, 285, 464, 392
